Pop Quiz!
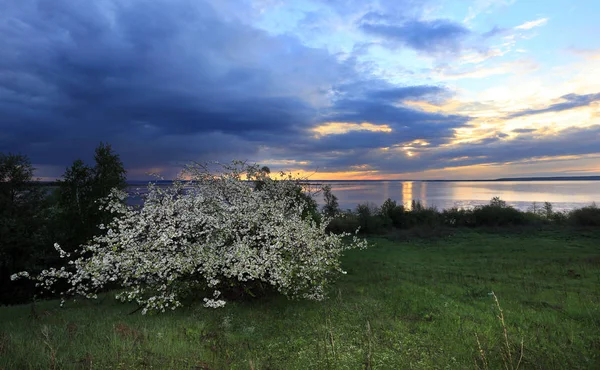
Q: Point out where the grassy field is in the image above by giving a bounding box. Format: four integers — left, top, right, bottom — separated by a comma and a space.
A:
1, 227, 599, 369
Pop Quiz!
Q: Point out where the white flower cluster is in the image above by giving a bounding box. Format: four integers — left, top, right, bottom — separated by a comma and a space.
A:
14, 161, 367, 313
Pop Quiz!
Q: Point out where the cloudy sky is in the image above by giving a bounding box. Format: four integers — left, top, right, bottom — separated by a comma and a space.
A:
2, 0, 600, 180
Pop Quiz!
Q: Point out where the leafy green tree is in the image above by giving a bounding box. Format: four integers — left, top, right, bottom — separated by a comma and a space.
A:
0, 153, 51, 303
91, 142, 127, 200
56, 143, 127, 250
321, 185, 340, 217
55, 160, 95, 249
0, 153, 36, 208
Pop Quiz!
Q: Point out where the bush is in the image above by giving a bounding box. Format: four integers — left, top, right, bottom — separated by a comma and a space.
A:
472, 200, 527, 227
355, 202, 392, 234
379, 198, 406, 228
568, 203, 600, 226
407, 206, 441, 228
13, 161, 367, 313
325, 211, 360, 234
442, 207, 475, 227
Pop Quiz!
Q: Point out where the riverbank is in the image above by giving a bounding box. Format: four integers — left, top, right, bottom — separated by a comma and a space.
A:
1, 227, 599, 369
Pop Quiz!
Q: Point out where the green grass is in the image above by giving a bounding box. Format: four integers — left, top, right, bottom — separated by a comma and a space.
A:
1, 227, 599, 369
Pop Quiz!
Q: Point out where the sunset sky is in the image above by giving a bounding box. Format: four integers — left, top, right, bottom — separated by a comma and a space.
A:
2, 0, 600, 180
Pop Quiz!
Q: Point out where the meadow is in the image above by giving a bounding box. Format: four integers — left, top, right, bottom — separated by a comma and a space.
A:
1, 226, 599, 369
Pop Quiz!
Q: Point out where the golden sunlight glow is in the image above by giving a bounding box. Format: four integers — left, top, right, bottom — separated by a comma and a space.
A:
394, 154, 600, 180
402, 181, 413, 210
350, 164, 372, 170
285, 169, 382, 180
260, 159, 310, 166
312, 121, 392, 137
403, 99, 462, 113
409, 139, 430, 146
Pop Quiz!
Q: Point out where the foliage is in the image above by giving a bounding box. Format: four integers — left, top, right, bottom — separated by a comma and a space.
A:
326, 195, 600, 233
325, 210, 360, 234
54, 160, 96, 249
13, 161, 367, 313
568, 203, 600, 226
91, 142, 127, 200
471, 201, 526, 227
406, 202, 440, 228
55, 143, 128, 250
379, 198, 406, 228
355, 202, 392, 234
321, 185, 340, 218
0, 153, 53, 304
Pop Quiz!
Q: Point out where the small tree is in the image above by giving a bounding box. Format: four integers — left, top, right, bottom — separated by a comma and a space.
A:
14, 161, 367, 313
321, 185, 340, 217
92, 142, 127, 200
53, 143, 127, 250
56, 160, 96, 248
0, 153, 50, 303
0, 153, 36, 208
490, 197, 507, 208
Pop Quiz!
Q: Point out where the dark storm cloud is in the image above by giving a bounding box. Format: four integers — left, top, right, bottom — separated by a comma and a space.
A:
1, 0, 470, 180
507, 93, 600, 118
358, 12, 471, 54
0, 0, 338, 174
10, 0, 591, 180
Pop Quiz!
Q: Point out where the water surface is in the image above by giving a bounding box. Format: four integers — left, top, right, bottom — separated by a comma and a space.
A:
309, 180, 600, 212
126, 180, 599, 212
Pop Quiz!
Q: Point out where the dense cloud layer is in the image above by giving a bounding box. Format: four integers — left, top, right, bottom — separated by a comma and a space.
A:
1, 0, 598, 179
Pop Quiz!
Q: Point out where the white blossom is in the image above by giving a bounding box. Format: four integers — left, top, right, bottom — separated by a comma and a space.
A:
13, 161, 368, 313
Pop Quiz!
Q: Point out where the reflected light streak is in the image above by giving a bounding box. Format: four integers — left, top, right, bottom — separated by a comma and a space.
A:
402, 181, 414, 210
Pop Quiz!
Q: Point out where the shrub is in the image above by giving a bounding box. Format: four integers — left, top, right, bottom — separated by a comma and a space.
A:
442, 207, 475, 227
355, 202, 392, 234
325, 211, 360, 234
13, 161, 367, 313
568, 203, 600, 226
404, 201, 441, 228
379, 198, 406, 228
472, 198, 527, 227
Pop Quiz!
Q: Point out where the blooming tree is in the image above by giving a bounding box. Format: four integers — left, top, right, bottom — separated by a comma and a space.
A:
13, 161, 367, 314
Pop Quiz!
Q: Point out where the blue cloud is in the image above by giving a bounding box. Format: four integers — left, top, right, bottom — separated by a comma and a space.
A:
3, 0, 594, 180
507, 93, 600, 118
358, 13, 471, 54
368, 85, 447, 101
0, 0, 336, 171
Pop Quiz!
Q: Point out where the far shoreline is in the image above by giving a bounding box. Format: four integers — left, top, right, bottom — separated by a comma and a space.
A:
31, 175, 600, 186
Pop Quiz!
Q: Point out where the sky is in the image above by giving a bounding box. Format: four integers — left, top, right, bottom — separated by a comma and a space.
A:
1, 0, 600, 180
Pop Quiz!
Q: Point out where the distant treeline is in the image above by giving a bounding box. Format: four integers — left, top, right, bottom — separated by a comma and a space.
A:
322, 195, 600, 236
